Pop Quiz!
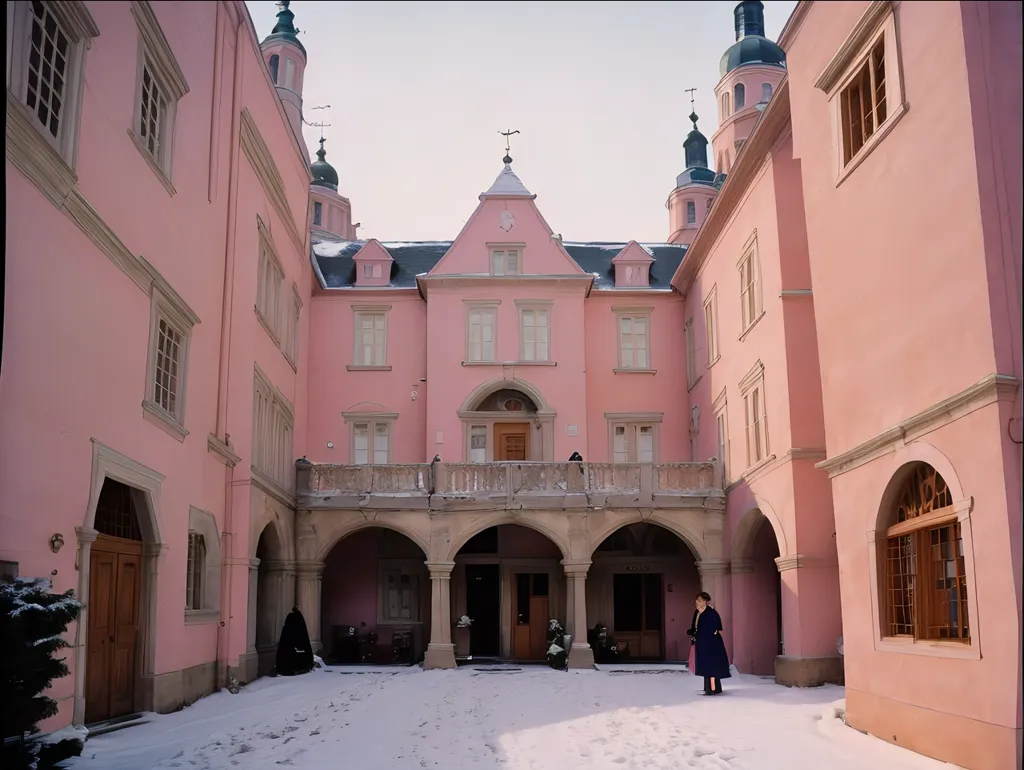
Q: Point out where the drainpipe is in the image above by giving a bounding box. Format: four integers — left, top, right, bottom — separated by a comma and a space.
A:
215, 0, 246, 688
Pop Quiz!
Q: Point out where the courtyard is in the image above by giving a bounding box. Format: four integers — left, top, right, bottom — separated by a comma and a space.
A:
68, 666, 953, 770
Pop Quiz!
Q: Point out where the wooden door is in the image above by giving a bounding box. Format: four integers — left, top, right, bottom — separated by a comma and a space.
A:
512, 573, 550, 660
85, 537, 142, 723
494, 423, 530, 461
612, 573, 663, 660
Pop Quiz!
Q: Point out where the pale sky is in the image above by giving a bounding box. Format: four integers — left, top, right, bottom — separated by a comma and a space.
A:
245, 0, 796, 243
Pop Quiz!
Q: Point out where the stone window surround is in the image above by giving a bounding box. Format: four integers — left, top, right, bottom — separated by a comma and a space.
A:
6, 0, 98, 171
185, 506, 221, 625
489, 241, 525, 276
712, 388, 729, 483
348, 304, 391, 371
252, 365, 295, 496
142, 278, 200, 442
684, 317, 699, 392
738, 360, 769, 470
704, 284, 720, 368
605, 411, 663, 464
815, 0, 908, 187
256, 216, 285, 345
516, 299, 554, 363
128, 0, 190, 195
343, 411, 397, 465
459, 413, 554, 463
74, 439, 166, 724
737, 230, 764, 340
612, 305, 656, 375
463, 299, 499, 365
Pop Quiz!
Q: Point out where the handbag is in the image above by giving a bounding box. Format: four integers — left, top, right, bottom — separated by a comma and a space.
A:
687, 641, 696, 674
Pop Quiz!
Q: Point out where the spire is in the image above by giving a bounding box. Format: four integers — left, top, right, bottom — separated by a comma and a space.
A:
272, 0, 298, 37
734, 1, 766, 41
683, 111, 709, 170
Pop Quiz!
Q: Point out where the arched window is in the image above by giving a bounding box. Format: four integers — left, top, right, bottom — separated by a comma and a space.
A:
722, 92, 731, 118
734, 83, 745, 110
685, 200, 696, 225
268, 54, 279, 84
761, 82, 773, 102
883, 463, 969, 642
284, 58, 296, 90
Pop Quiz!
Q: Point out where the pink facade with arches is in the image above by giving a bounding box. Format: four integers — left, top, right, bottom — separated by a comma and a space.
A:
1, 2, 1020, 768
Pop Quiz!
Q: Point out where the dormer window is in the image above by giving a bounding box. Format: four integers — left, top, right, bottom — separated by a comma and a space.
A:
686, 201, 696, 226
491, 248, 521, 276
362, 263, 383, 279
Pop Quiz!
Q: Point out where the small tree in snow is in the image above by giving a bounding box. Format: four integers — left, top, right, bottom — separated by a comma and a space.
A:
1, 578, 82, 767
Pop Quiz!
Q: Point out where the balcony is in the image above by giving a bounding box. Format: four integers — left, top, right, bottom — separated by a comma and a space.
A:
296, 461, 723, 511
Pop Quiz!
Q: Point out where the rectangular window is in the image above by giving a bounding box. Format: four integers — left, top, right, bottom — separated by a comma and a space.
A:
282, 289, 301, 367
706, 198, 713, 215
491, 248, 521, 275
381, 569, 418, 622
612, 423, 656, 463
252, 370, 295, 491
138, 60, 169, 166
352, 420, 391, 465
738, 239, 762, 332
684, 319, 697, 387
469, 425, 487, 463
313, 201, 322, 226
256, 231, 284, 340
715, 407, 729, 484
353, 311, 387, 366
686, 200, 696, 225
24, 1, 73, 143
704, 289, 719, 364
144, 284, 197, 439
185, 531, 205, 611
840, 39, 887, 167
742, 382, 768, 467
520, 307, 549, 361
467, 307, 496, 362
153, 317, 183, 419
362, 263, 374, 279
618, 314, 650, 370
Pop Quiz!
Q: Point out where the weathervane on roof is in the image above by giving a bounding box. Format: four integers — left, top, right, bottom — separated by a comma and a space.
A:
306, 104, 332, 140
499, 129, 520, 165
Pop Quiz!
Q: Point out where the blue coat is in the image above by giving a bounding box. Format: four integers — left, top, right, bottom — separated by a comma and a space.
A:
688, 607, 731, 679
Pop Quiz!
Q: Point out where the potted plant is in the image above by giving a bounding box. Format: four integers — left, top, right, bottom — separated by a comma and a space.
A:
454, 615, 472, 657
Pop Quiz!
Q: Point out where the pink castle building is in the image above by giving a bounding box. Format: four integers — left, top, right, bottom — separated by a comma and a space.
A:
1, 1, 1020, 768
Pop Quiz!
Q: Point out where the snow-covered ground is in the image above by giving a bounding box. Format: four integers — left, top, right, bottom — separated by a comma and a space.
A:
68, 667, 957, 770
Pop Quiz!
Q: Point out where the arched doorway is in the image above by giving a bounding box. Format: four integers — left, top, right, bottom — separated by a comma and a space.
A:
587, 523, 701, 662
319, 527, 430, 665
253, 523, 287, 676
84, 479, 148, 724
731, 509, 783, 675
459, 378, 556, 462
452, 524, 566, 662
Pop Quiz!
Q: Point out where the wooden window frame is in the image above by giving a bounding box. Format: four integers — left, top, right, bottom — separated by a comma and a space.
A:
350, 305, 390, 370
143, 281, 198, 442
6, 0, 97, 172
376, 560, 424, 626
489, 244, 524, 276
737, 230, 764, 337
613, 306, 654, 373
605, 412, 663, 464
704, 286, 720, 367
738, 360, 769, 471
184, 507, 220, 624
464, 300, 499, 363
343, 412, 397, 466
516, 300, 553, 363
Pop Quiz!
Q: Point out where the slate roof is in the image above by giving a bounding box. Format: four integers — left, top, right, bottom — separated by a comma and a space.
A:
311, 238, 687, 291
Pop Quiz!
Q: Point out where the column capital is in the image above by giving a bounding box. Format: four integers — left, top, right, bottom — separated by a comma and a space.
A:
697, 559, 730, 576
262, 558, 293, 573
730, 559, 754, 574
424, 560, 455, 578
294, 560, 324, 578
775, 553, 811, 572
248, 557, 261, 570
76, 526, 99, 545
561, 559, 592, 576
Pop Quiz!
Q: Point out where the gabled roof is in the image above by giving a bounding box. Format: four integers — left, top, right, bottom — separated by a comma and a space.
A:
311, 237, 687, 291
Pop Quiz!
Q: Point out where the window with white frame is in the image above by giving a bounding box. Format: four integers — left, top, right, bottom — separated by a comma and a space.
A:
144, 282, 197, 439
467, 306, 497, 362
704, 287, 719, 364
6, 0, 97, 167
352, 420, 391, 465
252, 369, 295, 490
519, 306, 550, 362
491, 248, 521, 275
612, 424, 656, 463
739, 362, 769, 469
256, 224, 284, 340
353, 309, 387, 366
469, 425, 487, 463
185, 531, 206, 611
616, 310, 651, 370
684, 318, 697, 388
839, 38, 886, 167
738, 234, 762, 332
686, 200, 696, 225
129, 0, 189, 183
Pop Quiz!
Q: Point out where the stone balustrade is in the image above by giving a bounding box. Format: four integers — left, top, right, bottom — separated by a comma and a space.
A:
297, 460, 723, 511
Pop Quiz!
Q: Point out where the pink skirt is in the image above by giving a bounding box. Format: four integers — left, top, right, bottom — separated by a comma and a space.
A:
688, 643, 697, 675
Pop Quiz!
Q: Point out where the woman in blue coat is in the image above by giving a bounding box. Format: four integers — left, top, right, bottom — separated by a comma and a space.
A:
687, 591, 731, 695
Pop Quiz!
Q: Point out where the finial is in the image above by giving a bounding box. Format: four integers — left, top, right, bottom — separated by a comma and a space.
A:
685, 87, 697, 114
499, 128, 520, 165
689, 111, 699, 129
316, 136, 327, 161
271, 0, 299, 36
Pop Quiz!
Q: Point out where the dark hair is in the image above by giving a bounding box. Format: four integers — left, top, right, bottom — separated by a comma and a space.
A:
696, 591, 712, 602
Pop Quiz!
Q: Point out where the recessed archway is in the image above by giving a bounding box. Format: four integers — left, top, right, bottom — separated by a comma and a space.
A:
451, 524, 566, 662
731, 508, 783, 675
251, 522, 288, 677
458, 377, 556, 462
587, 522, 702, 663
320, 527, 430, 666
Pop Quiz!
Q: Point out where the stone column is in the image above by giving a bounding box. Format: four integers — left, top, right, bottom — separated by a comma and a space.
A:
697, 559, 732, 657
772, 554, 844, 687
563, 560, 594, 669
295, 560, 324, 654
423, 561, 456, 669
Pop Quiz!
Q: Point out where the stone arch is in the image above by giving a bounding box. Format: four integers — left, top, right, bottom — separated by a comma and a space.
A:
731, 500, 788, 563
315, 516, 431, 562
460, 376, 554, 414
588, 512, 709, 562
874, 442, 967, 531
249, 506, 294, 561
445, 513, 570, 562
